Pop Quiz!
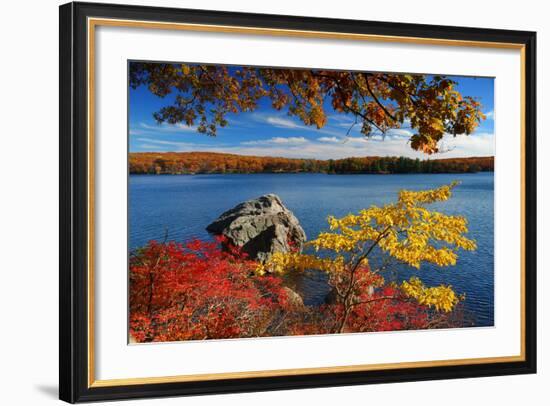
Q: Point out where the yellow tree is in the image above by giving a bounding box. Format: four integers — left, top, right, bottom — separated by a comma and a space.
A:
257, 182, 476, 333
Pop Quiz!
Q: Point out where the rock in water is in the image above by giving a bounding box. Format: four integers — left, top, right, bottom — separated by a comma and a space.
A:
206, 194, 306, 262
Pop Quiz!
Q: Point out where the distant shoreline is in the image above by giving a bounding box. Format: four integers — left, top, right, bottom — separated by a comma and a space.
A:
129, 171, 494, 176
129, 151, 494, 175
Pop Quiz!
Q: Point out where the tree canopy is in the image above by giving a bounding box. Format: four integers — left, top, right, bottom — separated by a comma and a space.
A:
130, 63, 486, 154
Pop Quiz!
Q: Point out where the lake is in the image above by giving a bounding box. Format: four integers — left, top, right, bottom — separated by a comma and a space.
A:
129, 172, 494, 327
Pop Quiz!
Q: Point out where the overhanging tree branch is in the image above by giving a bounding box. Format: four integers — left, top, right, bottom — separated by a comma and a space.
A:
363, 73, 398, 122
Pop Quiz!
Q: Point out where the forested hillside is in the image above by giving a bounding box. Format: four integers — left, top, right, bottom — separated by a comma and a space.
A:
129, 152, 494, 175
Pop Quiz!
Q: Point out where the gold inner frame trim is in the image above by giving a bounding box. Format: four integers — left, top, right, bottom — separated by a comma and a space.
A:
87, 17, 527, 388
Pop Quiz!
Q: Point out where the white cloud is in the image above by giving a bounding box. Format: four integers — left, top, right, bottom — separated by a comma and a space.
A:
139, 122, 198, 133
129, 128, 145, 136
142, 133, 488, 159
328, 121, 414, 140
264, 116, 302, 129
437, 132, 495, 157
250, 113, 303, 129
136, 137, 219, 149
136, 138, 194, 148
485, 110, 494, 119
271, 136, 307, 144
240, 112, 379, 139
242, 136, 307, 146
335, 122, 357, 128
342, 136, 369, 146
135, 131, 494, 160
386, 128, 413, 138
317, 136, 341, 143
328, 114, 355, 123
255, 113, 344, 135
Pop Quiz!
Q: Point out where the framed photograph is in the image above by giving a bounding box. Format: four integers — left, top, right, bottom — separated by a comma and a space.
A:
59, 2, 536, 403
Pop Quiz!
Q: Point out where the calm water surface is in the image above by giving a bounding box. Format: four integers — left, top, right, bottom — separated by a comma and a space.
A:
129, 173, 494, 327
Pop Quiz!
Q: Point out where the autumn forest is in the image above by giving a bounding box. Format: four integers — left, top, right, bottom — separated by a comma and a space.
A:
129, 152, 494, 175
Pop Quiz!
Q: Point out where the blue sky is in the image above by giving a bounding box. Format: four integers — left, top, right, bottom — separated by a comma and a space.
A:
129, 70, 494, 159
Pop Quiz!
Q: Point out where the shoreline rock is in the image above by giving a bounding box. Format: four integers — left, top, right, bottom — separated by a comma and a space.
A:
206, 194, 306, 262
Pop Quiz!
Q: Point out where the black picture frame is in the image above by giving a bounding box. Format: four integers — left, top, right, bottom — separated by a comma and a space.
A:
59, 1, 537, 403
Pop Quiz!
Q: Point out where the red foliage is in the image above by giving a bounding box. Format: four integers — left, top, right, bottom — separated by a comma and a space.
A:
347, 268, 430, 332
345, 286, 430, 333
130, 239, 457, 342
129, 238, 289, 342
321, 266, 430, 334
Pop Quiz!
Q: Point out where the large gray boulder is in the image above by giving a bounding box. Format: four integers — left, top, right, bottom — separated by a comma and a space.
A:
206, 194, 306, 262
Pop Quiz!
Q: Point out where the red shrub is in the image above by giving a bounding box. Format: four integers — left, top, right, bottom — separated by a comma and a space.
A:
129, 238, 289, 342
